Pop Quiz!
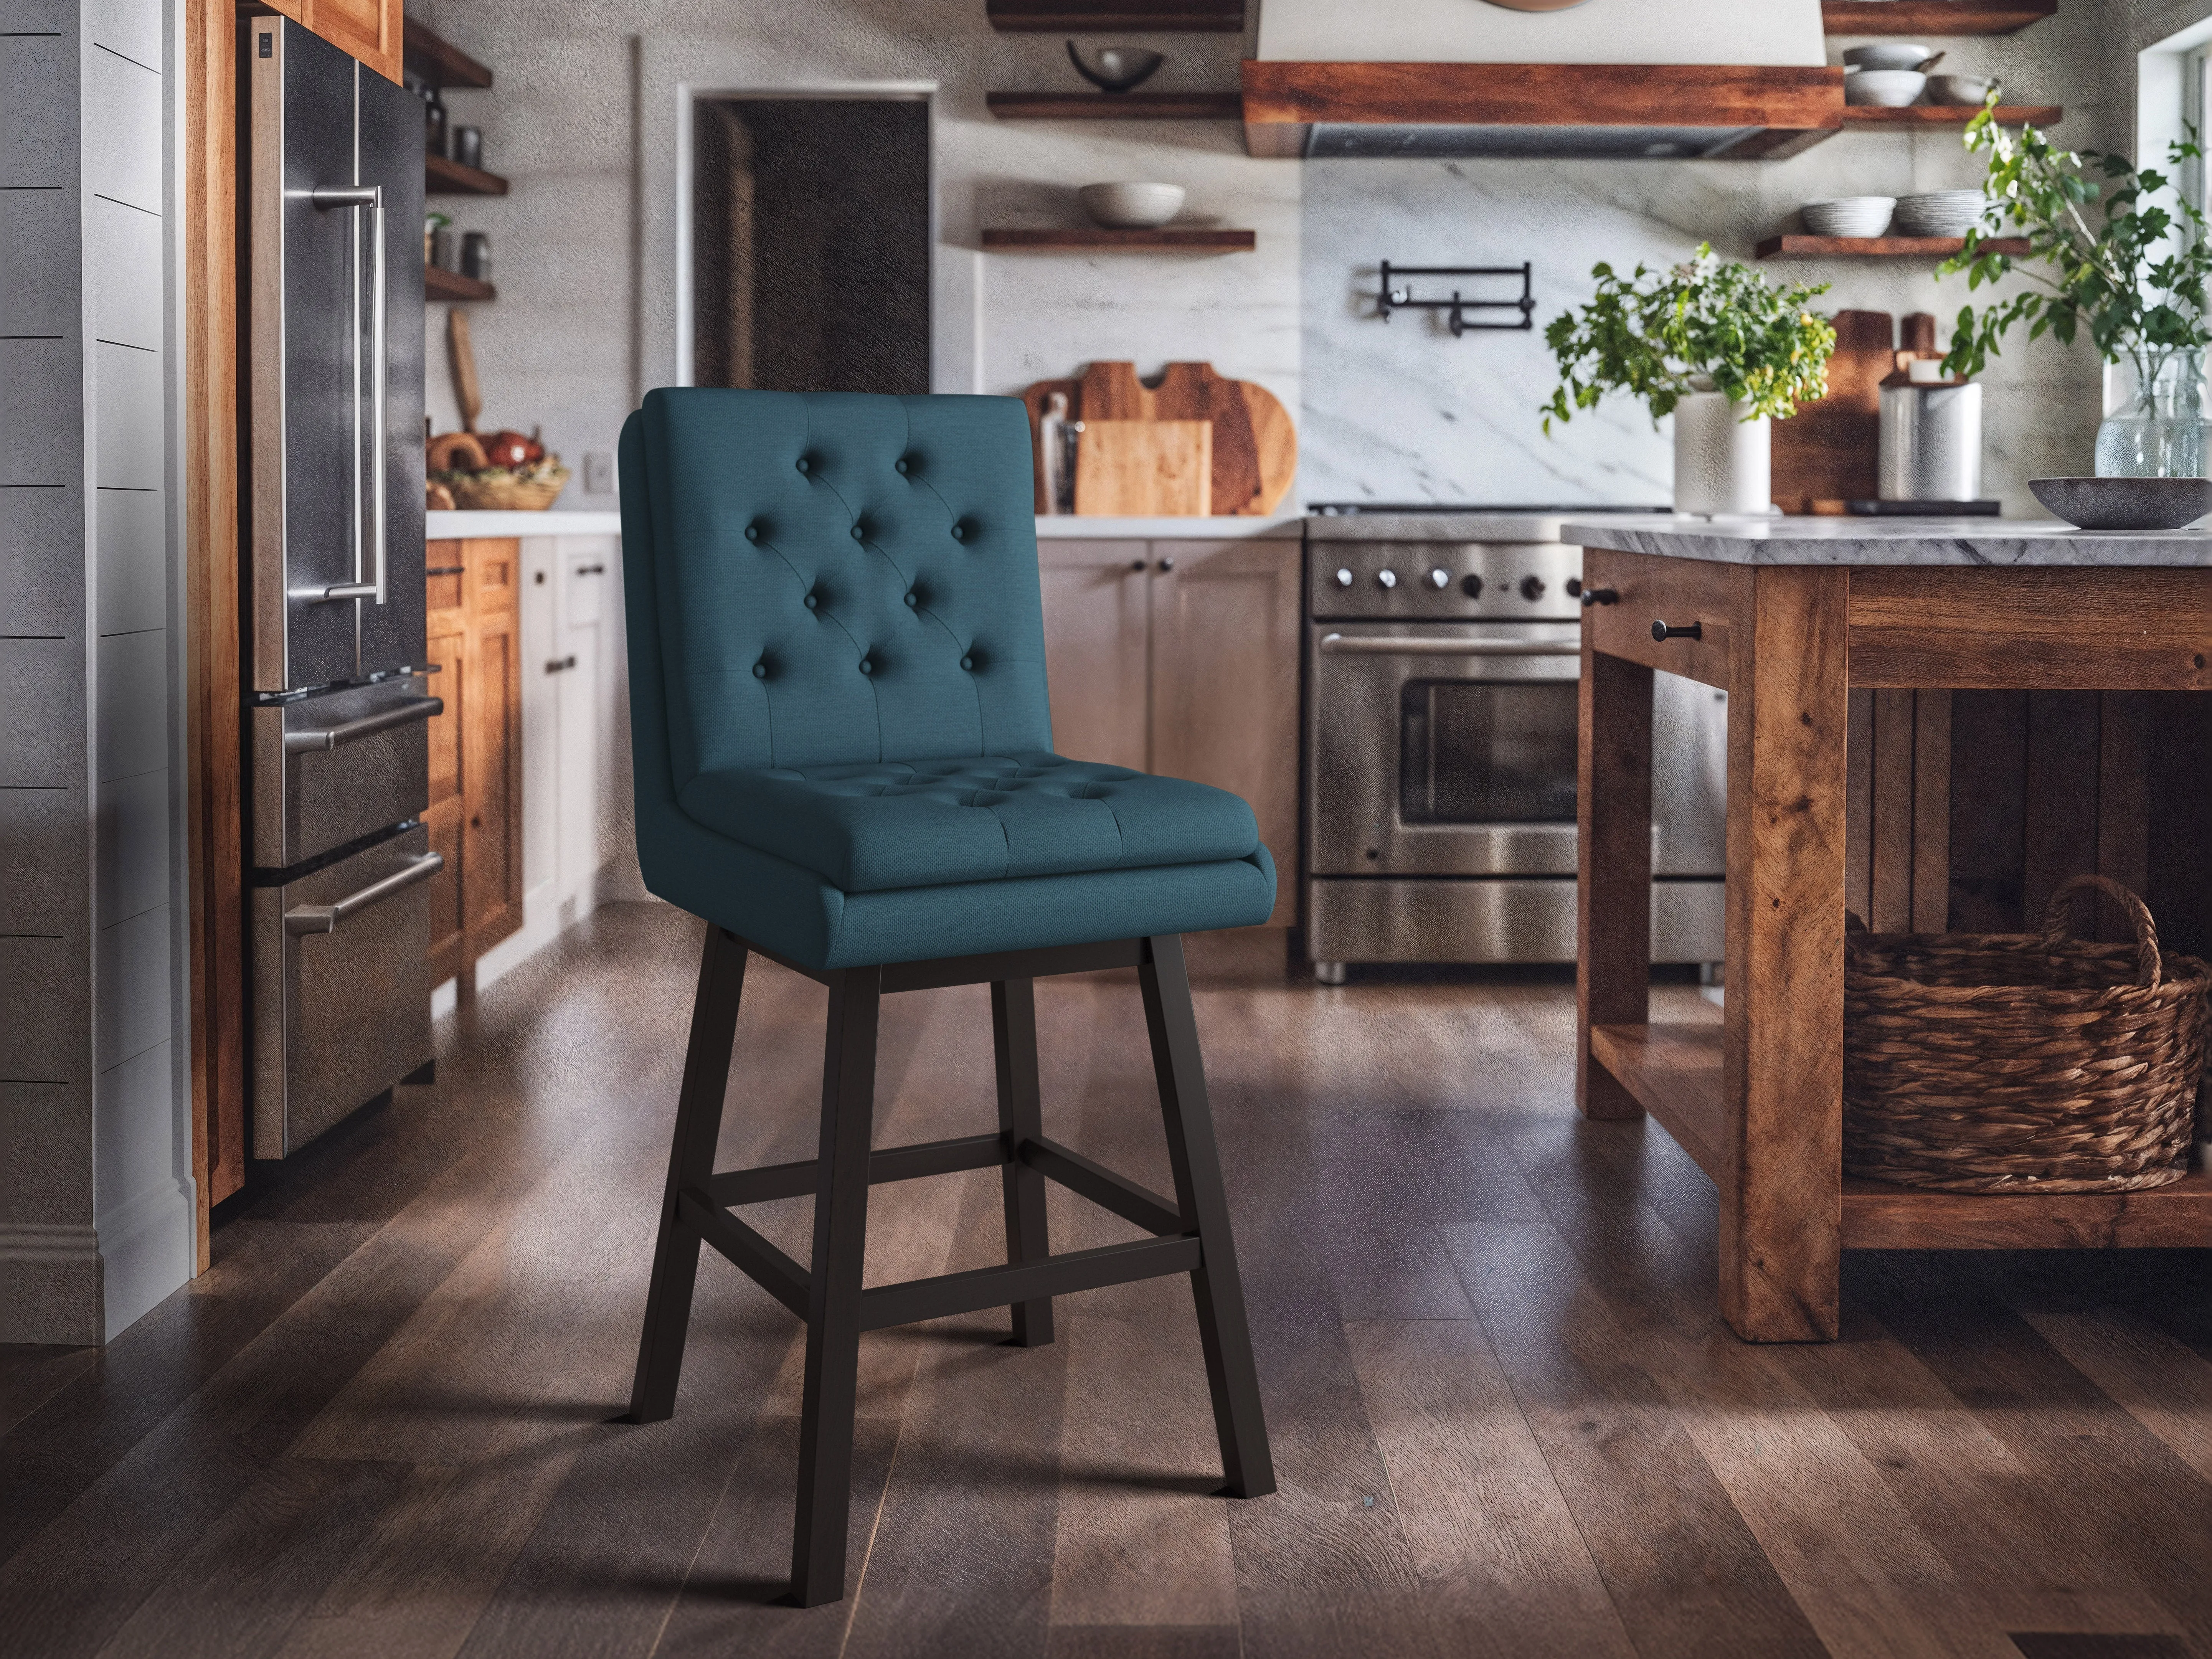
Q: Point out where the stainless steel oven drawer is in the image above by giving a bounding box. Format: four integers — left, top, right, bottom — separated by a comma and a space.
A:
1306, 877, 1724, 966
253, 678, 440, 868
251, 825, 439, 1157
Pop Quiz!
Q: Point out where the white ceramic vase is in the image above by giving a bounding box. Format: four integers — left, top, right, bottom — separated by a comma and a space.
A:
1673, 389, 1773, 517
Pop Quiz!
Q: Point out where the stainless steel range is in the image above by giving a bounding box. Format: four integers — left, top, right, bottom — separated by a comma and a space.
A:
1302, 508, 1726, 981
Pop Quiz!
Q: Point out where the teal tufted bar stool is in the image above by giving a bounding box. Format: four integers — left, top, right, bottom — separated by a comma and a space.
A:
617, 387, 1276, 1607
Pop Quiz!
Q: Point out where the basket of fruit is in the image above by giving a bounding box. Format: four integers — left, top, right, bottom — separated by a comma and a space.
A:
426, 428, 571, 511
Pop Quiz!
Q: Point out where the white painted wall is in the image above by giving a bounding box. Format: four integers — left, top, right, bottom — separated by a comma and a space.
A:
1256, 0, 1824, 66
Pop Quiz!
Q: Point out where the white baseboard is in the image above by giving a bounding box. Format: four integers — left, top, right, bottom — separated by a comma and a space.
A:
96, 1178, 195, 1340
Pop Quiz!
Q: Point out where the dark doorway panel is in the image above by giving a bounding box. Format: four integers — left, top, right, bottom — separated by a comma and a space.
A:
692, 96, 930, 395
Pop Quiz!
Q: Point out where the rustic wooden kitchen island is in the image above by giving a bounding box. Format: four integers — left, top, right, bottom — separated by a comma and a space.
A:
1565, 515, 2212, 1342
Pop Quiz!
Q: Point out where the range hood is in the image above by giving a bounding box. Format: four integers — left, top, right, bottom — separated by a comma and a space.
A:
1244, 0, 1843, 161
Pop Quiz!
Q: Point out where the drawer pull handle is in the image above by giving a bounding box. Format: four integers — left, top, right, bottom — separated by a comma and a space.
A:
283, 696, 442, 753
426, 565, 465, 576
576, 563, 606, 575
285, 851, 444, 935
1580, 587, 1618, 607
546, 655, 577, 674
1651, 619, 1702, 642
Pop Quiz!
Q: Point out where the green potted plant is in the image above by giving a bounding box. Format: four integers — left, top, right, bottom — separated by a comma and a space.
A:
1940, 106, 2212, 477
1542, 245, 1836, 515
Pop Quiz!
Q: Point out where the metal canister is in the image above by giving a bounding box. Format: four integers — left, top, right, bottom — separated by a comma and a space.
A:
1879, 380, 1983, 502
460, 231, 491, 284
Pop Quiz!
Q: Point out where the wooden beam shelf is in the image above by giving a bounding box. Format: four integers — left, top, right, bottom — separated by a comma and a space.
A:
1758, 234, 2029, 259
1841, 103, 2062, 129
425, 266, 495, 302
1823, 0, 2057, 36
987, 90, 1243, 121
403, 17, 492, 88
427, 154, 509, 196
1593, 1021, 2212, 1251
981, 228, 1254, 251
986, 0, 1243, 30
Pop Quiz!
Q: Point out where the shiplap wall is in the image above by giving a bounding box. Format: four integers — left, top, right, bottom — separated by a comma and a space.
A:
0, 0, 192, 1344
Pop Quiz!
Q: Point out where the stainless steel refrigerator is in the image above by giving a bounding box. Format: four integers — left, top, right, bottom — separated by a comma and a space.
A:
244, 16, 437, 1158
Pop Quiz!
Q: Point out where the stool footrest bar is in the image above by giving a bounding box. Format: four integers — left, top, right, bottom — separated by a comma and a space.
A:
1020, 1136, 1185, 1236
707, 1132, 1007, 1207
860, 1233, 1202, 1333
678, 1188, 810, 1318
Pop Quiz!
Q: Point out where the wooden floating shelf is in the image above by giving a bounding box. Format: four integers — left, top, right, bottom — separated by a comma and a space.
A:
427, 153, 509, 196
981, 228, 1255, 251
403, 18, 492, 88
1823, 0, 2057, 35
1841, 103, 2062, 129
986, 0, 1243, 30
1757, 234, 2029, 259
1593, 1021, 2212, 1250
425, 266, 495, 302
986, 90, 1244, 121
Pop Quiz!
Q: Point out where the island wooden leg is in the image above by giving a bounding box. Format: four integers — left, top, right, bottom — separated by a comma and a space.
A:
1578, 642, 1654, 1121
1721, 566, 1849, 1342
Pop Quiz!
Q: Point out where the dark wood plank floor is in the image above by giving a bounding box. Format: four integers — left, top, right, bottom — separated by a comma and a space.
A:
6, 901, 2212, 1658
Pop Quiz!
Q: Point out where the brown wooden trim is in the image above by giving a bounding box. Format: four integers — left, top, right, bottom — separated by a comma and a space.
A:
986, 0, 1243, 30
402, 15, 492, 88
1239, 60, 1844, 129
1576, 624, 1654, 1125
425, 153, 509, 197
1241, 119, 1308, 159
1581, 547, 1738, 690
1758, 235, 2031, 259
1842, 1172, 2212, 1248
424, 266, 496, 303
1590, 1023, 1725, 1177
185, 0, 244, 1260
1848, 566, 2212, 690
986, 91, 1243, 121
1839, 104, 2062, 129
1824, 0, 2057, 35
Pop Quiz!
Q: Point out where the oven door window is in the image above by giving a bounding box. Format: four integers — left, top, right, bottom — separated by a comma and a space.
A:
1399, 678, 1579, 825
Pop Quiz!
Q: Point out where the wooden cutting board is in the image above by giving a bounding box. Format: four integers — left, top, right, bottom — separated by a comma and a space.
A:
1073, 420, 1213, 517
1771, 310, 1894, 513
1021, 361, 1296, 517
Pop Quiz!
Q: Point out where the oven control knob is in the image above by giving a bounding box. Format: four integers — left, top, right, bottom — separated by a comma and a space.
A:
1425, 568, 1451, 591
1460, 574, 1484, 598
1520, 574, 1547, 601
1333, 567, 1354, 588
1377, 569, 1398, 590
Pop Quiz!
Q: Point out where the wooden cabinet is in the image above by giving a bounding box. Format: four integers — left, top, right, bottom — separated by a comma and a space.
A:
1038, 535, 1302, 926
260, 0, 403, 83
425, 538, 522, 988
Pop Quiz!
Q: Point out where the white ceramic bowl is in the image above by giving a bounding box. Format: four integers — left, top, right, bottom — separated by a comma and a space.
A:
1927, 74, 2000, 107
1803, 196, 1897, 238
1078, 182, 1185, 229
1844, 43, 1936, 72
1894, 189, 1987, 236
1846, 69, 1927, 107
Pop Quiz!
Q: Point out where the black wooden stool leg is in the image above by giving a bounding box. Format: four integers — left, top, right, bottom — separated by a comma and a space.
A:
790, 963, 883, 1607
1139, 934, 1276, 1500
627, 925, 748, 1424
992, 977, 1055, 1347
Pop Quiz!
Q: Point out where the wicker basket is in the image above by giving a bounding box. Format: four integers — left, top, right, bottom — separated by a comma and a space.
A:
1843, 874, 2212, 1193
437, 462, 570, 511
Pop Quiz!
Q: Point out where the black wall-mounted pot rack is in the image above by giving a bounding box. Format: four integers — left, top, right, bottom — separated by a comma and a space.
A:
1377, 261, 1535, 335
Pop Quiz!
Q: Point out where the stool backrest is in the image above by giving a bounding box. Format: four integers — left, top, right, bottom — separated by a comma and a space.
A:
619, 389, 1052, 810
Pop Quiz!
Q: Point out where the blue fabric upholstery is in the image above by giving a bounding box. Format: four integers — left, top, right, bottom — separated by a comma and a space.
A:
619, 388, 1276, 971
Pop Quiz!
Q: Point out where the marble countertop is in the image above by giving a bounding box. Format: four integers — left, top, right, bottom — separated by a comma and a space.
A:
1035, 515, 1306, 540
427, 509, 623, 538
1562, 515, 2212, 567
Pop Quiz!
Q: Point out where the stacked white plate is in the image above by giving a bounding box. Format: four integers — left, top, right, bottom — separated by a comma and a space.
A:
1894, 189, 1987, 237
1803, 196, 1897, 238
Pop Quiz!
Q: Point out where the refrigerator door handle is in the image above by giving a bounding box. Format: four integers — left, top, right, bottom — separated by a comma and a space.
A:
309, 182, 388, 607
282, 694, 442, 753
285, 850, 444, 936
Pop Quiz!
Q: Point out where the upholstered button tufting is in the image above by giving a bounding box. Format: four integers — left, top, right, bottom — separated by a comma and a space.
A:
803, 594, 818, 610
858, 659, 874, 675
752, 662, 767, 678
743, 524, 759, 542
794, 457, 810, 473
850, 525, 865, 540
949, 523, 966, 541
893, 457, 910, 474
959, 655, 974, 671
903, 592, 918, 607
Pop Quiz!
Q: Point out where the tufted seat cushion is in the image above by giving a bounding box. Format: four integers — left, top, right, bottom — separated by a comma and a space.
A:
619, 387, 1277, 970
677, 752, 1260, 895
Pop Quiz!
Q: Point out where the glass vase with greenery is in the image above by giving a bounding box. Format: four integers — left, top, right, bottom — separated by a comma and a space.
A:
1939, 106, 2212, 477
1541, 244, 1836, 431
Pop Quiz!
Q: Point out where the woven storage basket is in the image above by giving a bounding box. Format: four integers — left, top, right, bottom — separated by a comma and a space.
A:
1843, 874, 2212, 1193
439, 464, 569, 511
